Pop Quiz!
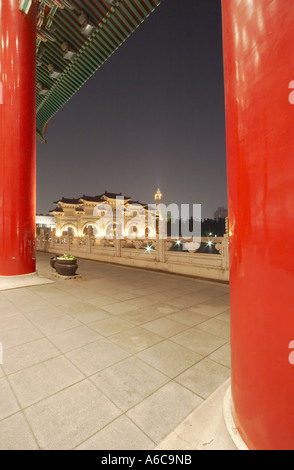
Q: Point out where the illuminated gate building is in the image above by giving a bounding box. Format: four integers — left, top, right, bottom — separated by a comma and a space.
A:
50, 191, 156, 238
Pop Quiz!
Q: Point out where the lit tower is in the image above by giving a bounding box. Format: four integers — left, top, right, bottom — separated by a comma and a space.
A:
154, 189, 162, 204
154, 189, 164, 237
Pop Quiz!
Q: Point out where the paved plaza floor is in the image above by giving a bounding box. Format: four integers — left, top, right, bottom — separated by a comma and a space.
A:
0, 252, 233, 450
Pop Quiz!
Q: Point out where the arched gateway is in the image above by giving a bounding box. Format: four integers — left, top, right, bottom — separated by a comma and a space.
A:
1, 0, 294, 450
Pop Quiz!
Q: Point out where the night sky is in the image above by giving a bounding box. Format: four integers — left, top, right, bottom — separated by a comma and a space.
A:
36, 0, 227, 219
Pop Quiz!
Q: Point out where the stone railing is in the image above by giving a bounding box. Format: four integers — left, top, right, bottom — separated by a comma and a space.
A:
36, 232, 229, 282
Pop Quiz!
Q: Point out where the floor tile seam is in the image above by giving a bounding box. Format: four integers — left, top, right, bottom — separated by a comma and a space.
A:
101, 304, 207, 328
139, 321, 194, 338
124, 389, 204, 447
93, 318, 174, 337
2, 349, 64, 377
62, 344, 134, 381
86, 371, 176, 425
14, 283, 63, 304
83, 355, 207, 427
171, 344, 232, 379
85, 320, 138, 337
89, 370, 190, 419
62, 294, 120, 304
192, 322, 230, 341
45, 328, 111, 354
0, 333, 48, 353
1, 330, 94, 407
167, 318, 230, 342
0, 368, 41, 449
15, 375, 89, 413
165, 312, 225, 330
173, 371, 231, 401
63, 310, 116, 324
168, 335, 230, 357
199, 355, 231, 371
134, 339, 231, 379
22, 309, 85, 336
0, 308, 27, 320
104, 329, 167, 354
163, 302, 225, 318
1, 293, 52, 311
134, 350, 205, 383
0, 320, 38, 336
0, 309, 54, 350
97, 305, 144, 316
70, 410, 157, 450
87, 356, 172, 407
1, 312, 229, 366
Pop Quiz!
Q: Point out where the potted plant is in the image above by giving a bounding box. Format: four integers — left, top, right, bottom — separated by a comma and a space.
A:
55, 254, 78, 277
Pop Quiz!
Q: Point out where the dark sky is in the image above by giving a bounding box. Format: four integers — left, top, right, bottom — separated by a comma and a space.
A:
36, 0, 227, 219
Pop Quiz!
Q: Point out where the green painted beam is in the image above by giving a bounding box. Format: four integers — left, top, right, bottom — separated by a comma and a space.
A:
36, 0, 163, 142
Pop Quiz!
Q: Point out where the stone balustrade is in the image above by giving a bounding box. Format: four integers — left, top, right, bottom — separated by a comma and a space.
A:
36, 231, 229, 282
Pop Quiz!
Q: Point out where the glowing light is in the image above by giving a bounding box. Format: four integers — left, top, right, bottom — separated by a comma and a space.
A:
97, 227, 106, 238
145, 245, 153, 253
154, 189, 162, 201
148, 230, 156, 238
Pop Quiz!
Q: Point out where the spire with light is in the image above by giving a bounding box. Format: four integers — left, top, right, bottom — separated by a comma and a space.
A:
154, 189, 162, 202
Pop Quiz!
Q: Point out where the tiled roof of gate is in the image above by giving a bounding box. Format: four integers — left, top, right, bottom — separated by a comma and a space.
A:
53, 191, 143, 209
53, 198, 81, 205
81, 192, 132, 202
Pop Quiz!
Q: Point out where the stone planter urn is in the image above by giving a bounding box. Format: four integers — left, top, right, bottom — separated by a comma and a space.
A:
50, 256, 57, 270
55, 255, 78, 277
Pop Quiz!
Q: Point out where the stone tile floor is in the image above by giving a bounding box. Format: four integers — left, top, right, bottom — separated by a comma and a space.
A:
0, 252, 231, 450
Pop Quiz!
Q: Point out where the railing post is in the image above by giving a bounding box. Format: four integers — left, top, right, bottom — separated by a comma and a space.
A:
157, 237, 166, 263
114, 236, 122, 258
86, 234, 91, 254
49, 230, 54, 250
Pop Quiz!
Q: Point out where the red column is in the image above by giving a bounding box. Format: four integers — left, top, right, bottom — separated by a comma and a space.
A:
222, 0, 294, 450
0, 1, 37, 276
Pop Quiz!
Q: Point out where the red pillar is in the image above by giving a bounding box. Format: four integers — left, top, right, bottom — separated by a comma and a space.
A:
222, 0, 294, 450
0, 1, 37, 276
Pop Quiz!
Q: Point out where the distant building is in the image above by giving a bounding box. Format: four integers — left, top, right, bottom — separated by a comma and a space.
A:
36, 215, 56, 229
214, 206, 228, 220
50, 191, 157, 238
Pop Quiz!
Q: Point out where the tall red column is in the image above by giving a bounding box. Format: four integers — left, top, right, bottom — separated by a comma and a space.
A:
222, 0, 294, 450
0, 1, 37, 276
